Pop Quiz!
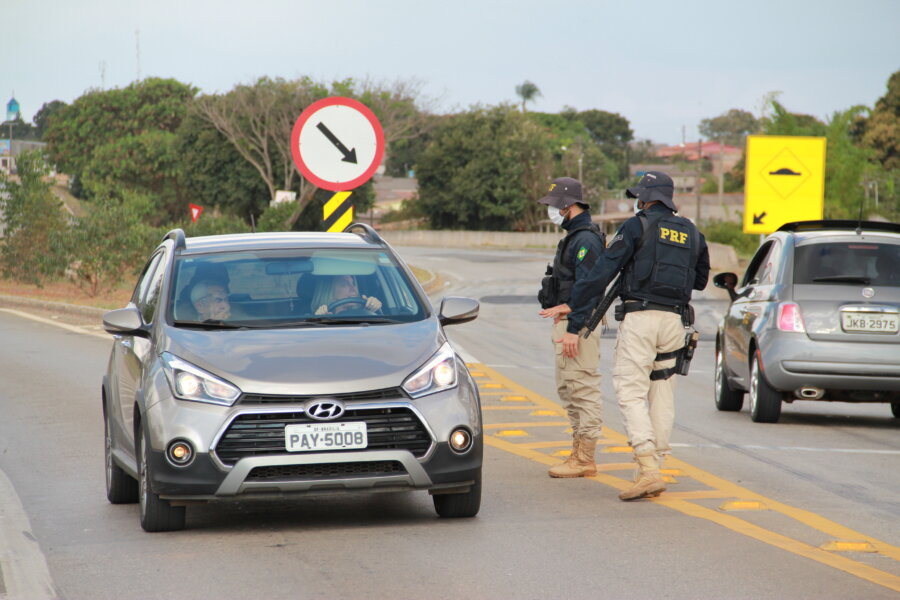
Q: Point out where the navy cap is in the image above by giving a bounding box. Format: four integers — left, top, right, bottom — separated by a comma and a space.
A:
537, 177, 588, 209
626, 171, 676, 211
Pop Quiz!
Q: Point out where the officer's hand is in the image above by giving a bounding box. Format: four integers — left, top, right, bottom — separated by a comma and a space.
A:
539, 303, 571, 324
553, 332, 580, 358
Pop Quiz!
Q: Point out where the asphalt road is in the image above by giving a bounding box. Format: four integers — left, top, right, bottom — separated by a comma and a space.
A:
0, 245, 898, 599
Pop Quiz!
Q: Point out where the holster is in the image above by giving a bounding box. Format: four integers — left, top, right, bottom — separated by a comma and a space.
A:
650, 329, 699, 381
538, 265, 557, 309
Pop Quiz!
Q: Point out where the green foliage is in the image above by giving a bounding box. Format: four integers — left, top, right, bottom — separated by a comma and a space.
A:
699, 109, 760, 146
860, 69, 900, 170
181, 213, 251, 237
822, 106, 873, 219
0, 151, 69, 285
256, 201, 298, 232
700, 219, 760, 259
1, 116, 37, 140
515, 81, 541, 112
45, 78, 196, 192
33, 100, 67, 140
56, 191, 159, 297
414, 105, 553, 230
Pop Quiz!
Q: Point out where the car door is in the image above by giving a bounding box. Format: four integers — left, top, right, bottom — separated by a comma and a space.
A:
722, 240, 779, 386
112, 250, 166, 455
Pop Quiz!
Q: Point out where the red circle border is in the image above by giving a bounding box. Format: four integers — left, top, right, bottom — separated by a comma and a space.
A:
291, 96, 385, 192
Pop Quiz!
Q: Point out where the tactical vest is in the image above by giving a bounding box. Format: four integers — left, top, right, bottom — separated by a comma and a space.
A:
623, 211, 700, 306
551, 223, 605, 304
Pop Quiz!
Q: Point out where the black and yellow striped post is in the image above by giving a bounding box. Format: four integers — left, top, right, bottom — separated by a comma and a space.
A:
323, 191, 353, 232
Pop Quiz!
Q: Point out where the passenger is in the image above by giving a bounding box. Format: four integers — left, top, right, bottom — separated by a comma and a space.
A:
190, 280, 232, 321
312, 275, 382, 315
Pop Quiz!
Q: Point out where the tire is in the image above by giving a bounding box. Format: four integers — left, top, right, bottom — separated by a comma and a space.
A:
714, 345, 744, 412
749, 353, 782, 423
433, 474, 481, 518
891, 402, 900, 418
138, 429, 186, 532
105, 416, 138, 504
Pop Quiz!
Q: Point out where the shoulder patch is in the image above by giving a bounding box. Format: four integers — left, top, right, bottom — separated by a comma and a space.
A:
609, 234, 624, 247
576, 246, 587, 261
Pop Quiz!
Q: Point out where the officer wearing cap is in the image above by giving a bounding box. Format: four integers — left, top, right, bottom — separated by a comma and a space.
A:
536, 177, 607, 478
541, 171, 710, 500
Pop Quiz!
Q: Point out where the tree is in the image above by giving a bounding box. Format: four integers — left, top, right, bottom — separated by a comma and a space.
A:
44, 78, 196, 197
0, 116, 37, 141
414, 104, 553, 230
0, 150, 68, 285
699, 109, 760, 146
860, 69, 900, 170
515, 81, 542, 112
193, 76, 433, 229
33, 100, 67, 140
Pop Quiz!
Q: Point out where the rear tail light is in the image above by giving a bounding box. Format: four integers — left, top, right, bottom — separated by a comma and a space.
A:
777, 302, 806, 332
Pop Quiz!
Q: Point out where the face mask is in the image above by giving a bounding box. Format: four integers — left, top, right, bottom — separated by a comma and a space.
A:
548, 206, 565, 227
633, 198, 642, 214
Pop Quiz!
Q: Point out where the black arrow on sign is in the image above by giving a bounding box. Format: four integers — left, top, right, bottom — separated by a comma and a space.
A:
753, 211, 767, 224
316, 122, 357, 164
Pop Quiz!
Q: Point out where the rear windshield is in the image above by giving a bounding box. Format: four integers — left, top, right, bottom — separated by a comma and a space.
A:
168, 248, 427, 327
793, 242, 900, 286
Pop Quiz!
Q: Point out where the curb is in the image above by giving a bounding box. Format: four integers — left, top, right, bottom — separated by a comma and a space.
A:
0, 293, 108, 319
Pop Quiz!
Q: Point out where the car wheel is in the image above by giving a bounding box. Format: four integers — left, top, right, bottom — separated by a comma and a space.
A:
105, 415, 138, 504
138, 429, 186, 532
714, 345, 744, 412
433, 473, 481, 518
749, 353, 782, 423
892, 402, 900, 418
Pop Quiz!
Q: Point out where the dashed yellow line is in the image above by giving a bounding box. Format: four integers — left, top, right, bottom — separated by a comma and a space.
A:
469, 361, 900, 594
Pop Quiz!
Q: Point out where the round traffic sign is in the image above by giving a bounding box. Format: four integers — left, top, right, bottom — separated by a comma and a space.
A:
291, 97, 385, 192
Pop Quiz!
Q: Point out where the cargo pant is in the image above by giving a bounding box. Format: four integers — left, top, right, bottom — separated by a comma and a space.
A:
612, 309, 685, 458
553, 318, 604, 441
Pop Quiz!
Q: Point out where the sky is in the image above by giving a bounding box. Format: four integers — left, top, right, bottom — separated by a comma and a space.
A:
3, 0, 899, 145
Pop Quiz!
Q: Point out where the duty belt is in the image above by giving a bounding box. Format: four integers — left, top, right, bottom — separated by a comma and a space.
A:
622, 300, 683, 315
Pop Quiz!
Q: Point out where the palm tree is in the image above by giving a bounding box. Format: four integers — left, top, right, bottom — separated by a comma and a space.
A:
515, 81, 541, 113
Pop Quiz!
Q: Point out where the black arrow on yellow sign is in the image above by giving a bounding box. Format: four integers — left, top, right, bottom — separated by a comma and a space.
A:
753, 211, 767, 225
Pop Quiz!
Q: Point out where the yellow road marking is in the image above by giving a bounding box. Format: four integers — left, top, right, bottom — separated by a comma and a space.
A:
602, 446, 634, 453
470, 361, 900, 593
530, 410, 562, 416
720, 500, 767, 511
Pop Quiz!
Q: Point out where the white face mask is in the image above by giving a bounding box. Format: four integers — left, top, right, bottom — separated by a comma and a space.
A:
633, 198, 642, 214
548, 205, 565, 226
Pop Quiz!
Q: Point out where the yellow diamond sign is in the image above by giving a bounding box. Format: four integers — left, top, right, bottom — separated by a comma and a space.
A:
744, 135, 826, 234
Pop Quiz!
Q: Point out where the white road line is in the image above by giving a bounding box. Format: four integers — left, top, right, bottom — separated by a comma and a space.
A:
0, 308, 109, 341
670, 442, 900, 455
0, 469, 58, 600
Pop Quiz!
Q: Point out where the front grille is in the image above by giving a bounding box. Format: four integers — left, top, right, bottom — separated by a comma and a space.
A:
247, 461, 406, 481
214, 407, 431, 466
239, 388, 407, 404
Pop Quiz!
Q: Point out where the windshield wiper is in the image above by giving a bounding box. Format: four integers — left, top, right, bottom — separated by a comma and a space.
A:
303, 316, 402, 325
173, 319, 251, 330
811, 275, 871, 284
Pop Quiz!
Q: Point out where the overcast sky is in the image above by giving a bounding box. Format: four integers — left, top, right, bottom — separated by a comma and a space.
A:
4, 0, 899, 145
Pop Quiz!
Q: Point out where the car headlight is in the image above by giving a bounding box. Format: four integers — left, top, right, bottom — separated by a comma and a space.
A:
161, 352, 241, 406
402, 343, 458, 399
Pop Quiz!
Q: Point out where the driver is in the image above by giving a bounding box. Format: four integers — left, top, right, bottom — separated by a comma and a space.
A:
190, 280, 232, 321
312, 274, 382, 315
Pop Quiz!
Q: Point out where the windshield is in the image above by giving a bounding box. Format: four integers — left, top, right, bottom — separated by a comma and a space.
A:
168, 248, 427, 327
794, 241, 900, 286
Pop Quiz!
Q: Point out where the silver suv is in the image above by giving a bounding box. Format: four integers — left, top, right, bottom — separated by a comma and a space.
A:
713, 220, 900, 423
102, 224, 482, 531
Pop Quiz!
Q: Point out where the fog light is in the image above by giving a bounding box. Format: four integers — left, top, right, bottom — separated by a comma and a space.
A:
449, 428, 472, 453
166, 440, 194, 466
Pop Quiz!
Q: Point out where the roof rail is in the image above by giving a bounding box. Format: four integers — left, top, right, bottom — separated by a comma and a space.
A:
344, 222, 386, 245
163, 228, 186, 250
777, 220, 900, 234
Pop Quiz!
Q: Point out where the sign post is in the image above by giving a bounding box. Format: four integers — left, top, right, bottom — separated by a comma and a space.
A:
743, 135, 826, 234
291, 97, 385, 232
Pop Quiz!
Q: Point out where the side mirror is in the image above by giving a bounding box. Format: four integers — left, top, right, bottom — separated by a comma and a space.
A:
103, 306, 145, 335
713, 272, 739, 302
439, 296, 479, 326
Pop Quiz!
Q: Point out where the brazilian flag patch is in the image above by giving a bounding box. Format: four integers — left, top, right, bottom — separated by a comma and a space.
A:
577, 246, 587, 261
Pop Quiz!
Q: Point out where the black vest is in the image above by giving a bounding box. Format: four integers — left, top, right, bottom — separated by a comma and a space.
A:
623, 210, 700, 306
551, 222, 605, 304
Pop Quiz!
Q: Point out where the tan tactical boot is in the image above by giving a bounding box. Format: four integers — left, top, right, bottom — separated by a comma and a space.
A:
618, 453, 666, 500
549, 436, 597, 478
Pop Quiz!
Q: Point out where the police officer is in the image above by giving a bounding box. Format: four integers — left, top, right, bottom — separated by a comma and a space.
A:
541, 171, 710, 500
536, 177, 607, 478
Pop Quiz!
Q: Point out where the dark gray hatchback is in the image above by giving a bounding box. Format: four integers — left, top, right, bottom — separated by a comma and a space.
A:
101, 224, 482, 531
713, 220, 900, 423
